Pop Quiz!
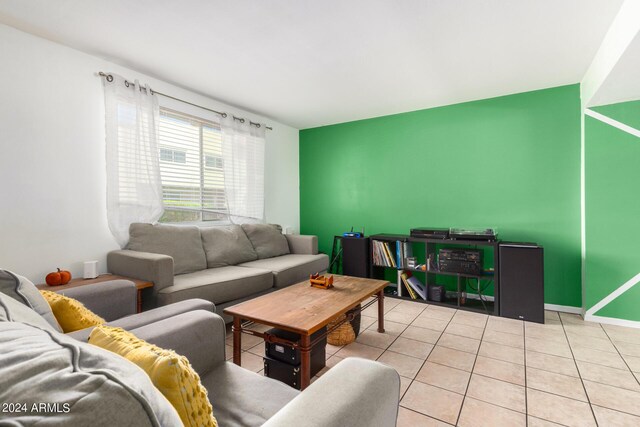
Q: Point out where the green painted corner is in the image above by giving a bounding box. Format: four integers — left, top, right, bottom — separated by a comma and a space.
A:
300, 84, 581, 307
585, 100, 640, 320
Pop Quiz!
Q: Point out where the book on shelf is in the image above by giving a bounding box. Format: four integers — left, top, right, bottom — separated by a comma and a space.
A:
372, 240, 379, 265
372, 240, 381, 266
372, 240, 396, 268
402, 241, 413, 267
384, 242, 396, 267
406, 275, 427, 300
400, 272, 417, 299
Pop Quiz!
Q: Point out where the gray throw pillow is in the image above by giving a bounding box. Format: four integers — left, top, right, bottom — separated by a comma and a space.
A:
0, 321, 182, 426
0, 269, 62, 332
127, 223, 207, 275
241, 224, 291, 259
201, 225, 258, 267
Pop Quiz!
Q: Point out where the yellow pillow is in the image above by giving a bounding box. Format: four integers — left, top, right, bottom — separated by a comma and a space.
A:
89, 325, 217, 427
40, 290, 105, 333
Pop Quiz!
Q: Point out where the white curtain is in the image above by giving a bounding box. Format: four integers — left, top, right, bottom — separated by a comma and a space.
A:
104, 73, 163, 247
221, 116, 266, 223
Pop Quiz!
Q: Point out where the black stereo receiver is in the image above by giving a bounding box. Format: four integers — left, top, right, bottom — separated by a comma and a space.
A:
410, 228, 449, 239
438, 249, 483, 275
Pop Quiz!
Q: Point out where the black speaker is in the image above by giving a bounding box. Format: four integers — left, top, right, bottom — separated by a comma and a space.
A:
428, 285, 445, 302
499, 243, 544, 323
342, 237, 370, 278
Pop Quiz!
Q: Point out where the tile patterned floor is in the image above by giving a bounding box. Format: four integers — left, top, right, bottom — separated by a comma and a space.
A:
226, 298, 640, 426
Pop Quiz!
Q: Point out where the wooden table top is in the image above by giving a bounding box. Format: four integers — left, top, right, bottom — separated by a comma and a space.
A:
36, 274, 153, 292
223, 275, 389, 335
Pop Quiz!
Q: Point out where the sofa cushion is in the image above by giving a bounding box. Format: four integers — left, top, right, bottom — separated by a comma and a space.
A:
0, 321, 182, 426
40, 290, 106, 333
89, 325, 217, 427
0, 269, 62, 332
238, 254, 330, 288
128, 223, 207, 275
158, 266, 273, 305
241, 224, 290, 259
201, 225, 258, 267
202, 362, 298, 427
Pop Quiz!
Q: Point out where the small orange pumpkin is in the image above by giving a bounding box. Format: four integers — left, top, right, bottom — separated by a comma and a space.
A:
46, 268, 72, 286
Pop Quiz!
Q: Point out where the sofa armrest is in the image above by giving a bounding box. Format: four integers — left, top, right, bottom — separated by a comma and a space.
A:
263, 358, 400, 427
285, 234, 318, 255
107, 250, 174, 305
129, 310, 226, 376
111, 299, 215, 331
60, 280, 136, 321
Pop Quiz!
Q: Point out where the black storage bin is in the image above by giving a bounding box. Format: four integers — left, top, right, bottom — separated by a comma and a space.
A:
263, 327, 327, 389
264, 356, 303, 389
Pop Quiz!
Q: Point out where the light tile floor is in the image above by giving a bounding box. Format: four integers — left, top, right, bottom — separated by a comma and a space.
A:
226, 297, 640, 426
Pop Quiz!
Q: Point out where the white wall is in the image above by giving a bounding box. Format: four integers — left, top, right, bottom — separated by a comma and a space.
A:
0, 24, 300, 283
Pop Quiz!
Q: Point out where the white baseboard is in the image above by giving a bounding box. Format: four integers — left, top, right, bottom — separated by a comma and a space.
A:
584, 314, 640, 329
544, 304, 582, 314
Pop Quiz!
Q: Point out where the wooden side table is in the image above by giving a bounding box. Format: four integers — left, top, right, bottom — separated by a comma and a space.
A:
37, 274, 153, 313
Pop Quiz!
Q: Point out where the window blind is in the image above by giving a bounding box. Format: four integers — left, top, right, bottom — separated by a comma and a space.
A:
158, 108, 228, 222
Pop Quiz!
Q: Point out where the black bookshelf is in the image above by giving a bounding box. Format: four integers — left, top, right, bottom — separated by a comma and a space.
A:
369, 233, 500, 316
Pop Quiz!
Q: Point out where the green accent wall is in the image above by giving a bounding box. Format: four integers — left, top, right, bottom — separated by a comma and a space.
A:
585, 100, 640, 319
300, 85, 582, 307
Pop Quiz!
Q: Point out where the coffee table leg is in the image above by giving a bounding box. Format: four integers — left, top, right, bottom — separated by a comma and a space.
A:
233, 317, 242, 366
377, 290, 385, 333
300, 334, 311, 390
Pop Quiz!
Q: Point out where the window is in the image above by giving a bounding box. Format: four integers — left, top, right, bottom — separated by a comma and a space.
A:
205, 155, 224, 169
160, 148, 186, 163
157, 108, 228, 223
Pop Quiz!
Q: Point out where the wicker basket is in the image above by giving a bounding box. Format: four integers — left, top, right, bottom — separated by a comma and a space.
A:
327, 314, 356, 346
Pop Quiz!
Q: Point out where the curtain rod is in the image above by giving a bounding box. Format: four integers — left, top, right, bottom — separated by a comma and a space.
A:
97, 72, 272, 130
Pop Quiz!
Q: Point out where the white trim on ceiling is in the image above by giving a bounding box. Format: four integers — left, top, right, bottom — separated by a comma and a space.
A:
585, 108, 640, 138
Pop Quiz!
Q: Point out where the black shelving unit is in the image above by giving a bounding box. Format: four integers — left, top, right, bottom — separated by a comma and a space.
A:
369, 233, 500, 316
368, 234, 408, 296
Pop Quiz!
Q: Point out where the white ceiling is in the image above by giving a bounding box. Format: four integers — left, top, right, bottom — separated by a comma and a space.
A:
589, 30, 640, 107
0, 0, 625, 129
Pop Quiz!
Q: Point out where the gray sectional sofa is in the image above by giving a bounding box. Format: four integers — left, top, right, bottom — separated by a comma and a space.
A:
0, 270, 401, 427
108, 223, 329, 319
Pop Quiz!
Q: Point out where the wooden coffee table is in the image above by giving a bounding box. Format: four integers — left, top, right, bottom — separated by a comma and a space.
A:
223, 275, 389, 390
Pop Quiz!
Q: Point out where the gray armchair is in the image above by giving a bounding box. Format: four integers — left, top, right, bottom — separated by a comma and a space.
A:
50, 281, 402, 426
